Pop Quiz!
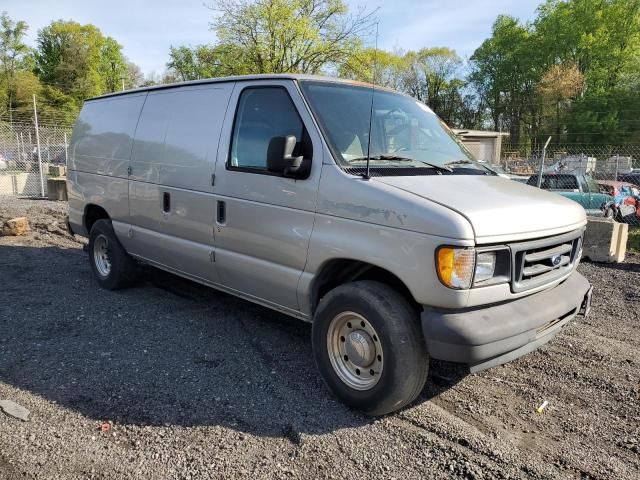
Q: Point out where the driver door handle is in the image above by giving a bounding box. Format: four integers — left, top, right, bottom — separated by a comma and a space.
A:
217, 200, 226, 224
162, 192, 171, 213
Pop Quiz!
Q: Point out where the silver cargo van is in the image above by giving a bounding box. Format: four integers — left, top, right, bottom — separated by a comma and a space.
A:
67, 74, 592, 415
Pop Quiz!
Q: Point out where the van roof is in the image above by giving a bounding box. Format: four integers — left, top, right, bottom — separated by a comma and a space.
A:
87, 74, 383, 101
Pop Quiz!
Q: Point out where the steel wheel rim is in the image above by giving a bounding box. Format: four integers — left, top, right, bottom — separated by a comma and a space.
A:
93, 234, 111, 277
327, 311, 383, 391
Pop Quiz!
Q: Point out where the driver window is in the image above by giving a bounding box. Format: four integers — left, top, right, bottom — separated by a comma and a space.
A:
229, 87, 305, 172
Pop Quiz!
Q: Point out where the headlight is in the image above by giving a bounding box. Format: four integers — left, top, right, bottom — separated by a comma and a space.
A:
437, 247, 509, 289
474, 252, 496, 284
436, 247, 475, 289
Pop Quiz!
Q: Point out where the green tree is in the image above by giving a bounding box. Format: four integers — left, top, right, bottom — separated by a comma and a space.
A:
34, 20, 129, 103
126, 61, 144, 89
470, 16, 542, 145
536, 0, 640, 92
537, 63, 584, 139
532, 0, 640, 144
470, 1, 640, 147
338, 47, 406, 89
98, 37, 127, 92
202, 0, 376, 74
35, 21, 103, 100
167, 44, 249, 80
403, 48, 464, 124
0, 11, 30, 116
339, 47, 479, 127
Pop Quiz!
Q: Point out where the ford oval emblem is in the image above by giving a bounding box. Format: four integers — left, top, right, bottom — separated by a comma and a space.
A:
551, 255, 562, 266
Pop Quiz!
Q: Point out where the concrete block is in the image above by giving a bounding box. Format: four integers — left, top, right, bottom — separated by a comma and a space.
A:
2, 217, 30, 236
583, 218, 628, 263
49, 165, 66, 177
47, 178, 68, 201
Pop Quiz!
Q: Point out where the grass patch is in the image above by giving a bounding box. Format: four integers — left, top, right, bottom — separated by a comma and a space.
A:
628, 227, 640, 253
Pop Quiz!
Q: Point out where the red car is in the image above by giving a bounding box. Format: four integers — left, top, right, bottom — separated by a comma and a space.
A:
597, 180, 640, 224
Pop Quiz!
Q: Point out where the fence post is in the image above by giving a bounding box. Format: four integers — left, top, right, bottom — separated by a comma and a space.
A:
615, 153, 619, 181
537, 136, 553, 188
64, 132, 69, 166
33, 94, 45, 197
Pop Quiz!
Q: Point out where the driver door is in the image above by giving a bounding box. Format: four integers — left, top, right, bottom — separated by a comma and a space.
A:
584, 175, 609, 215
211, 80, 323, 313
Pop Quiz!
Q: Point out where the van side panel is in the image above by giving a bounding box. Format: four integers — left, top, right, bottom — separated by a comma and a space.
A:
126, 84, 234, 283
70, 93, 147, 178
67, 170, 129, 236
129, 85, 233, 190
67, 93, 147, 235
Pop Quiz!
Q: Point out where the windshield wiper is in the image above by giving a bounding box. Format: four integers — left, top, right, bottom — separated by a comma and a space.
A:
444, 159, 474, 165
444, 159, 496, 175
350, 155, 453, 173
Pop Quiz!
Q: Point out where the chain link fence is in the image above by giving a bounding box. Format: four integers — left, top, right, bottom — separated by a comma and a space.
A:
498, 142, 640, 226
0, 121, 72, 198
2, 118, 639, 228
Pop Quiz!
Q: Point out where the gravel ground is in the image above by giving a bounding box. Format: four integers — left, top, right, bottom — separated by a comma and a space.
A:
0, 197, 638, 480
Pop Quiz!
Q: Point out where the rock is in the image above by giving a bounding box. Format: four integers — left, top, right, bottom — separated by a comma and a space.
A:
1, 217, 30, 236
0, 400, 30, 421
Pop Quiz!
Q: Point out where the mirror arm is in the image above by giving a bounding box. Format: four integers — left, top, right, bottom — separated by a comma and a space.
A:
284, 155, 304, 176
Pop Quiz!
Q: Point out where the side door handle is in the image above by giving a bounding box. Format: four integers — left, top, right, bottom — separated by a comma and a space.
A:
217, 200, 226, 224
162, 192, 171, 213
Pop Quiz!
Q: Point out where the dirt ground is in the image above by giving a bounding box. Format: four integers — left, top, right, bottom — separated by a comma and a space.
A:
0, 197, 638, 480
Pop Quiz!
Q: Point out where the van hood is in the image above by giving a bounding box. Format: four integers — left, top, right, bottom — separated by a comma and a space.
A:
373, 174, 587, 243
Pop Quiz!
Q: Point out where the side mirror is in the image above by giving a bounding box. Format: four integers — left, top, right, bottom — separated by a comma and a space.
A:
267, 136, 304, 177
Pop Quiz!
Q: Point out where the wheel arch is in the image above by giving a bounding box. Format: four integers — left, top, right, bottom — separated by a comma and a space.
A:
84, 204, 110, 233
309, 258, 419, 317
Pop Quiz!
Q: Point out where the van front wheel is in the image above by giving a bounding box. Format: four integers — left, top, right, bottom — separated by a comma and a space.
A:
312, 281, 428, 416
88, 219, 136, 290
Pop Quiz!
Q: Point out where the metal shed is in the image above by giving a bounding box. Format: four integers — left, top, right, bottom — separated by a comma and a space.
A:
453, 129, 509, 165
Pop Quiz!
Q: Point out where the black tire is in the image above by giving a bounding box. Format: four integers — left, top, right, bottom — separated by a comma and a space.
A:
312, 280, 428, 416
88, 219, 136, 290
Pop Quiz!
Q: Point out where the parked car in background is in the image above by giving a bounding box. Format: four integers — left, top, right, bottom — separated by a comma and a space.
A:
597, 180, 640, 224
619, 172, 640, 188
0, 154, 7, 171
527, 173, 612, 217
508, 173, 531, 184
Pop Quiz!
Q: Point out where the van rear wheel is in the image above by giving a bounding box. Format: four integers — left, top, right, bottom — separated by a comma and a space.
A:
88, 219, 136, 290
312, 281, 428, 416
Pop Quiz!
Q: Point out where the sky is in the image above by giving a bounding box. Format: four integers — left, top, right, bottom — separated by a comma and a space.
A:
3, 0, 542, 76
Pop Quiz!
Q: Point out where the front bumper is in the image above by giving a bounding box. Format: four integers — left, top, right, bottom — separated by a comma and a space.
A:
421, 271, 591, 372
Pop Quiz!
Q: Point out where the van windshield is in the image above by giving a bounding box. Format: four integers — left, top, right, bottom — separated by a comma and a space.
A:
299, 81, 488, 176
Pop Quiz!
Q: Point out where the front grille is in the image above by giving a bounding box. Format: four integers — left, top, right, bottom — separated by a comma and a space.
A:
510, 229, 583, 293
